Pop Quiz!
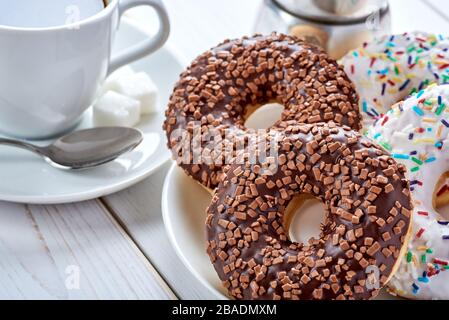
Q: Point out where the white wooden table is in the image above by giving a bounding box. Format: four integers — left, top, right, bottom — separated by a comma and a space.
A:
1, 0, 449, 299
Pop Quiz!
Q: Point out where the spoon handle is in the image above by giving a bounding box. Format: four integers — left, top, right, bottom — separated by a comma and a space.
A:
0, 138, 46, 156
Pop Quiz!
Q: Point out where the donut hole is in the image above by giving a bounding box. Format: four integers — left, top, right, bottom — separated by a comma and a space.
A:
244, 102, 284, 130
285, 194, 327, 244
435, 172, 449, 219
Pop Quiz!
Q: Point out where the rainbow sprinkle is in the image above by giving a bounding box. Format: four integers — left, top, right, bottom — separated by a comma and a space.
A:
342, 32, 449, 125
360, 34, 449, 297
416, 228, 425, 238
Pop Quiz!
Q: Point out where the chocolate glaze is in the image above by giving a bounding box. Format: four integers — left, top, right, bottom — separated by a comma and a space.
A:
164, 33, 361, 189
206, 122, 412, 300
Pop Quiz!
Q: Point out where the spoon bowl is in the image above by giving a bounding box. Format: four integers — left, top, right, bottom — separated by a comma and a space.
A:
0, 127, 143, 169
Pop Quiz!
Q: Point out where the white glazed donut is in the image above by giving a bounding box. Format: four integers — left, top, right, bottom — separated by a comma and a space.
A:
367, 84, 449, 299
341, 31, 449, 128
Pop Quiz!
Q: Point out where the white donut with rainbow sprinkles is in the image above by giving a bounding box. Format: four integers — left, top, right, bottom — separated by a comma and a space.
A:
368, 84, 449, 299
341, 31, 449, 128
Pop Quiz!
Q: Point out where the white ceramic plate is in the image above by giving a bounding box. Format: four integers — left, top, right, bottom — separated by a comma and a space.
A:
163, 164, 398, 300
163, 164, 228, 299
162, 104, 397, 300
0, 18, 183, 204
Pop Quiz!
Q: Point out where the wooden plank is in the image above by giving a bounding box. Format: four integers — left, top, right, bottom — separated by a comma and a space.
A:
422, 0, 449, 23
0, 0, 439, 302
4, 0, 447, 302
390, 0, 449, 33
0, 200, 176, 299
102, 163, 213, 299
109, 0, 449, 300
126, 0, 262, 63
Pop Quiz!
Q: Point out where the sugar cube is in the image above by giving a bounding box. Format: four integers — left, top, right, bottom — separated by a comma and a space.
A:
102, 66, 135, 93
93, 91, 141, 127
111, 72, 158, 114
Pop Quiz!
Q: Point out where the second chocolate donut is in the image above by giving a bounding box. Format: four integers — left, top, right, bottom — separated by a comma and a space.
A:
164, 33, 361, 189
206, 121, 413, 300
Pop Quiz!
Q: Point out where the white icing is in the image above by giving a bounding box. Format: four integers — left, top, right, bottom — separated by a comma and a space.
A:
341, 31, 449, 128
367, 84, 449, 299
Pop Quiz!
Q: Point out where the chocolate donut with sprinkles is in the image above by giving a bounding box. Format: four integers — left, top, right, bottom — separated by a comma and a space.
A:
206, 121, 413, 300
341, 31, 449, 128
164, 33, 361, 189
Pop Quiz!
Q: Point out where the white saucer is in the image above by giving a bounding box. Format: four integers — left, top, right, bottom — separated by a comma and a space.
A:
0, 18, 183, 204
162, 163, 398, 300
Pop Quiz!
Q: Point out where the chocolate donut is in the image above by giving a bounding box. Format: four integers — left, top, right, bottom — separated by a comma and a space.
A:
206, 122, 413, 300
164, 33, 361, 189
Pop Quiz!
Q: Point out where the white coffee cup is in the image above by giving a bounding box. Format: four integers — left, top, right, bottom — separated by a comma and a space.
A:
0, 0, 170, 139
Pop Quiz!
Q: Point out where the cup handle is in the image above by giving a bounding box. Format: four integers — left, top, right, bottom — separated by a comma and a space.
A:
108, 0, 170, 75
